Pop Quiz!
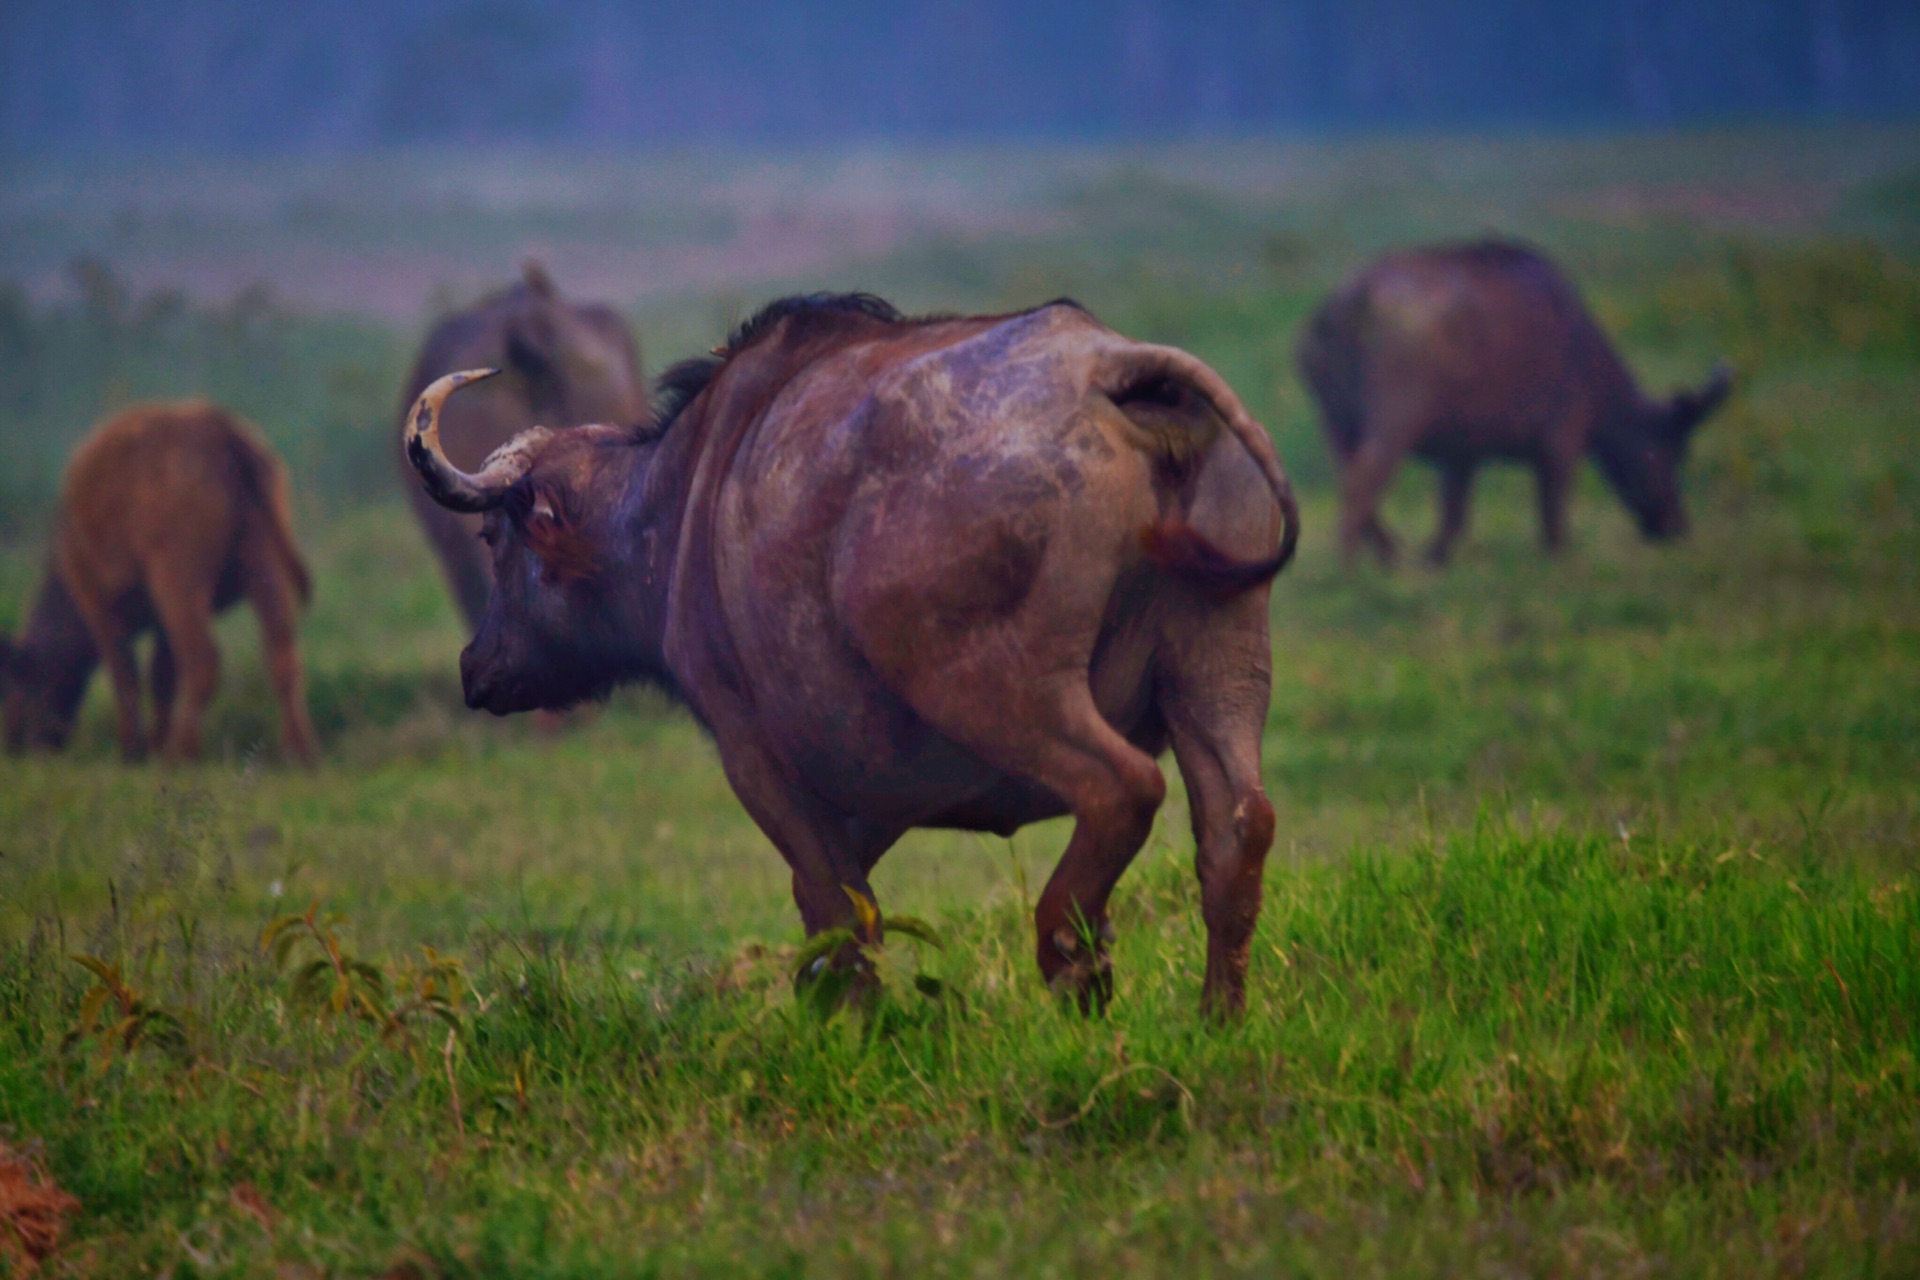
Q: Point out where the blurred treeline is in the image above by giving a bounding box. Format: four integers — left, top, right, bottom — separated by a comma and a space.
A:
0, 264, 405, 535
3, 0, 1918, 151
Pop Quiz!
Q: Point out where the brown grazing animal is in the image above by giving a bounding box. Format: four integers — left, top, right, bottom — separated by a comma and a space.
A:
1297, 240, 1733, 566
1, 402, 317, 763
404, 294, 1300, 1017
398, 262, 646, 631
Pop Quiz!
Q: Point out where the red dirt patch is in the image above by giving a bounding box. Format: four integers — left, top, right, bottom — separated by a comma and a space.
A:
0, 1142, 80, 1278
228, 1182, 276, 1233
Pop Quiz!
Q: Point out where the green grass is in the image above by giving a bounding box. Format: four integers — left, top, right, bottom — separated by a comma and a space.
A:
2, 131, 1919, 1276
5, 826, 1917, 1276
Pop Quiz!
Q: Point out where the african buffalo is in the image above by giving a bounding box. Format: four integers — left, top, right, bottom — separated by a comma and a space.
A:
1297, 239, 1733, 566
404, 294, 1299, 1017
2, 402, 317, 763
398, 262, 645, 630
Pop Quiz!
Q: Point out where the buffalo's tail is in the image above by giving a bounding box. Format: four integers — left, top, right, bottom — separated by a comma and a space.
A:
1096, 341, 1301, 596
229, 421, 312, 606
1294, 298, 1365, 462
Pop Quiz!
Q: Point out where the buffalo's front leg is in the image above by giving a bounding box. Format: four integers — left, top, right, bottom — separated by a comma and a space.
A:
711, 731, 896, 988
1427, 461, 1475, 566
1535, 448, 1577, 555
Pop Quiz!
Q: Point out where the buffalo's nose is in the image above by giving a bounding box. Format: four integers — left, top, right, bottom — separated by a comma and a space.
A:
1641, 508, 1686, 542
458, 647, 493, 709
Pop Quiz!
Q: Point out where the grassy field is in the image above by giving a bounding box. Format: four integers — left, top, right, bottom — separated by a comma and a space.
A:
2, 130, 1919, 1277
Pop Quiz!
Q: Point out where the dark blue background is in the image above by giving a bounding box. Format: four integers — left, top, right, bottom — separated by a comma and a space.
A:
5, 0, 1918, 152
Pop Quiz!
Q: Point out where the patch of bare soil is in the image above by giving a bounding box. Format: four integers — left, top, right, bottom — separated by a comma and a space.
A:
0, 1142, 79, 1278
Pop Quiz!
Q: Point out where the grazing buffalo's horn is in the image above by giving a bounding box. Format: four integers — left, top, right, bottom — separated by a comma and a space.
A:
404, 368, 548, 513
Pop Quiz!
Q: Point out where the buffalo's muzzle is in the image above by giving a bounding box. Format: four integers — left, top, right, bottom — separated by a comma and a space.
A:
459, 645, 502, 713
1643, 510, 1688, 542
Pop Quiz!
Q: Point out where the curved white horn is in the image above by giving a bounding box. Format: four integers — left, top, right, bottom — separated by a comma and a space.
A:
404, 368, 549, 512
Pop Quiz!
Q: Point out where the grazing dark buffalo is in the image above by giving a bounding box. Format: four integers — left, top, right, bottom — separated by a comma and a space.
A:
404, 294, 1300, 1017
1297, 240, 1733, 566
398, 262, 646, 630
1, 402, 317, 763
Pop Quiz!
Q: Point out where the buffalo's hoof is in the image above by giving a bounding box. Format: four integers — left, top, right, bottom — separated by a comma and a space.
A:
1046, 924, 1115, 1014
794, 952, 879, 1015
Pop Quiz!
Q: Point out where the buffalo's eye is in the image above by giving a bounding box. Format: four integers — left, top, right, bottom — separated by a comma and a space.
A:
501, 484, 536, 521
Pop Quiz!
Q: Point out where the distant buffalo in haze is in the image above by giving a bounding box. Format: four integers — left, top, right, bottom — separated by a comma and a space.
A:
398, 262, 645, 630
1297, 240, 1733, 566
2, 403, 317, 763
403, 294, 1300, 1017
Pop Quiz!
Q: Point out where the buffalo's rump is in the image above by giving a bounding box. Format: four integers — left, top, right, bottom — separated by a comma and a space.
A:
698, 305, 1252, 828
1303, 242, 1627, 460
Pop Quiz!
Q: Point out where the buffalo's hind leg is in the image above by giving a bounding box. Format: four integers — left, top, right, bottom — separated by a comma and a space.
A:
1161, 600, 1277, 1020
147, 577, 219, 763
149, 632, 176, 747
242, 542, 318, 766
1338, 441, 1404, 569
905, 675, 1166, 1011
100, 629, 146, 761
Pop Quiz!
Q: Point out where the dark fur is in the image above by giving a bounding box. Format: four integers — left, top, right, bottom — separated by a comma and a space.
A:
1298, 238, 1733, 566
649, 294, 1089, 441
428, 292, 1293, 1017
397, 263, 646, 630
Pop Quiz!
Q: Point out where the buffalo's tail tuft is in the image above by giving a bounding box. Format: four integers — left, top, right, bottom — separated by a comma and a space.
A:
1140, 516, 1292, 599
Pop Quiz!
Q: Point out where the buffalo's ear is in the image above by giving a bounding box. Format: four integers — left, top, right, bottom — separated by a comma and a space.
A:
521, 485, 600, 583
1667, 362, 1734, 441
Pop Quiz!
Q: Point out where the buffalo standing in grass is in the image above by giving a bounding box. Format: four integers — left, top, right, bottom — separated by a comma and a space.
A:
404, 294, 1300, 1017
1297, 239, 1733, 567
2, 403, 317, 763
398, 262, 646, 631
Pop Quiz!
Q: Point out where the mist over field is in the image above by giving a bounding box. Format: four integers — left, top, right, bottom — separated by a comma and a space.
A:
3, 5, 1920, 1277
